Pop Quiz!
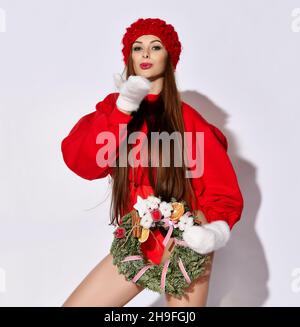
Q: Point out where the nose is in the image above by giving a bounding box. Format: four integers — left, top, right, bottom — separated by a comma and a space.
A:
142, 49, 150, 58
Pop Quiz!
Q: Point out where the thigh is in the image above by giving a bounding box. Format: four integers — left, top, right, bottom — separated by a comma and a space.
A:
165, 251, 214, 307
62, 253, 144, 307
165, 210, 214, 307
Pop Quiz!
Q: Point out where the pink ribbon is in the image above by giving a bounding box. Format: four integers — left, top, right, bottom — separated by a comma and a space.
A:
121, 255, 155, 284
132, 264, 153, 283
121, 238, 192, 292
160, 259, 170, 292
178, 257, 191, 284
121, 255, 143, 263
161, 218, 178, 247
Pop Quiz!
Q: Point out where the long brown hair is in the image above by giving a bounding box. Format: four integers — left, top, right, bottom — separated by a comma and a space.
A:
109, 52, 196, 226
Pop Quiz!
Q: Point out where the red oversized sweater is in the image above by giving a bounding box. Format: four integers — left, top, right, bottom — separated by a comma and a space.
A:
61, 92, 244, 264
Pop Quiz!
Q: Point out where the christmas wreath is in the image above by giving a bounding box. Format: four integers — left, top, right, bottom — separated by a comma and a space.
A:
109, 194, 212, 298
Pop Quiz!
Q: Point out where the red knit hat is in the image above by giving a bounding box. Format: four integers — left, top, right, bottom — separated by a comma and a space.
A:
121, 18, 182, 70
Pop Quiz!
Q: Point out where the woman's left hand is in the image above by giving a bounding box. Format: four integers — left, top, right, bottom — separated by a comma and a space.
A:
182, 220, 231, 254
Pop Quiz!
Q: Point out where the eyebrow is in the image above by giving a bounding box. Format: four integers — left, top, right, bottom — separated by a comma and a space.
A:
132, 40, 162, 45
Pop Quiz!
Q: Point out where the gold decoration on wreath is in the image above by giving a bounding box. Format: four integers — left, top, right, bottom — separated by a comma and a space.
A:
138, 228, 150, 243
170, 202, 185, 221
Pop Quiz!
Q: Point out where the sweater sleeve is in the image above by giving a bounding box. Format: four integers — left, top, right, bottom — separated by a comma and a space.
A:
61, 92, 133, 180
191, 123, 244, 230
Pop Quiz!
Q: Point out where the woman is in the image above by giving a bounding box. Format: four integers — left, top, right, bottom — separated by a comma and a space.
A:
61, 18, 244, 307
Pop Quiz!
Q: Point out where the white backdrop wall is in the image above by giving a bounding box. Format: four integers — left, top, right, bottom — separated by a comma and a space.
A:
1, 0, 300, 307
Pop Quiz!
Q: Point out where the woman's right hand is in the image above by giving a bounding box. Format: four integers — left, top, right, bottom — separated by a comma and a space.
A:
113, 73, 151, 113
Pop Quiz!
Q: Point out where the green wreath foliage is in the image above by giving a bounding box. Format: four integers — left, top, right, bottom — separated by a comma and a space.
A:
109, 198, 211, 298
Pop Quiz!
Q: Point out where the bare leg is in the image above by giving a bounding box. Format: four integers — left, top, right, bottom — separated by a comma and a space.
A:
62, 253, 144, 307
165, 209, 214, 307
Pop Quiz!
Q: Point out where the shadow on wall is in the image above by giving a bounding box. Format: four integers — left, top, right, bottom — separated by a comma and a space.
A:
150, 90, 268, 307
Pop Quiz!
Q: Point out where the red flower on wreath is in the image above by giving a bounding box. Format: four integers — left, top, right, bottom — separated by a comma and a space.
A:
150, 209, 162, 222
114, 227, 126, 239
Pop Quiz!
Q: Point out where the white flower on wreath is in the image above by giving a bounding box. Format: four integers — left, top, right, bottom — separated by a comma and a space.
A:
145, 195, 161, 210
178, 213, 194, 231
159, 201, 173, 218
140, 211, 154, 229
133, 195, 149, 217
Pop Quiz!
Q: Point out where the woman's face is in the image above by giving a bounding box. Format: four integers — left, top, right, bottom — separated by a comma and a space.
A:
131, 34, 168, 79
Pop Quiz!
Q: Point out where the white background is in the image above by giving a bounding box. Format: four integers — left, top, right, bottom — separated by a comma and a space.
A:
1, 0, 300, 307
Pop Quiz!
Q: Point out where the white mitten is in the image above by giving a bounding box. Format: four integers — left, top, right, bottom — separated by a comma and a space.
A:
182, 220, 231, 254
113, 73, 151, 113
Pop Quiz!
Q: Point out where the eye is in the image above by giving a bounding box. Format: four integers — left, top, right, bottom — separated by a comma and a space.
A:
132, 46, 142, 51
152, 46, 162, 50
132, 45, 162, 51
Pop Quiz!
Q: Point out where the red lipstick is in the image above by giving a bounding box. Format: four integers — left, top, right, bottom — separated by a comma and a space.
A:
140, 63, 153, 69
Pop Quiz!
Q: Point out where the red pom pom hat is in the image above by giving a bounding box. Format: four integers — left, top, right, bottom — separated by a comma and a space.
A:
121, 18, 182, 70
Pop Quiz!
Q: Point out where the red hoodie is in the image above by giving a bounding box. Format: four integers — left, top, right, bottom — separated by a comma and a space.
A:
61, 92, 244, 264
